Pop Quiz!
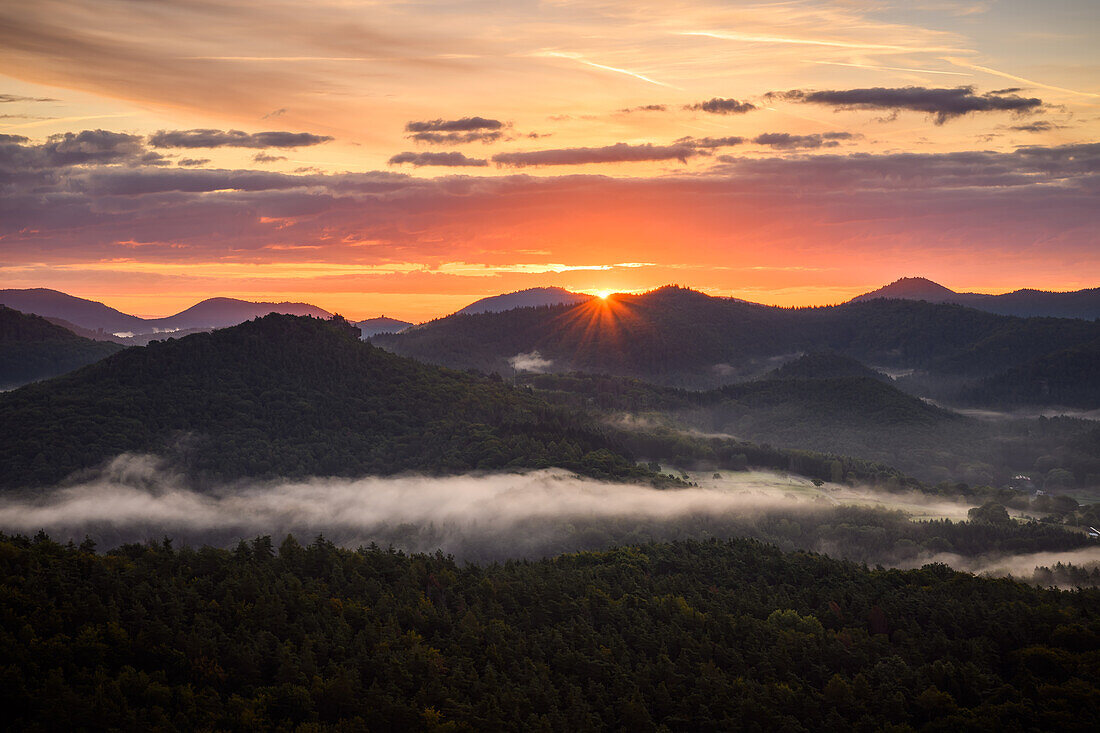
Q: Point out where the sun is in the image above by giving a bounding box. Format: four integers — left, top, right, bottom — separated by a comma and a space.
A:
594, 289, 614, 300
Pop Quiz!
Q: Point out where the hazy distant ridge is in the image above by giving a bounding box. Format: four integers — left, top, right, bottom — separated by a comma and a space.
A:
0, 288, 334, 337
454, 286, 591, 316
852, 277, 1100, 320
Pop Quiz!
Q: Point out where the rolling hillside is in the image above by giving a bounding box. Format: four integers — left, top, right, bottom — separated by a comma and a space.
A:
0, 306, 122, 389
0, 314, 651, 490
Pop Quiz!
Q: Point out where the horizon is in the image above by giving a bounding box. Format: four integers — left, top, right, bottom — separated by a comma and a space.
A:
7, 276, 1100, 323
1, 1, 1097, 320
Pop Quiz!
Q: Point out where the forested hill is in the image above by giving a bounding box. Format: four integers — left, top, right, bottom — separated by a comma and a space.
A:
767, 351, 890, 381
0, 306, 122, 389
852, 276, 1100, 320
3, 533, 1098, 730
372, 287, 1100, 396
0, 314, 652, 490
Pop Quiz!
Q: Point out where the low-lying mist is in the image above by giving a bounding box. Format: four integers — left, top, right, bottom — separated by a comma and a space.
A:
2, 454, 1096, 584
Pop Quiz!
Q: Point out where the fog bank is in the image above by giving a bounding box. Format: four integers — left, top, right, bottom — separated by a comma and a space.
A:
2, 454, 1096, 580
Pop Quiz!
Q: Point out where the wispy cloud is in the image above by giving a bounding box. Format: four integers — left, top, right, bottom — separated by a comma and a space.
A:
680, 30, 952, 53
534, 51, 674, 88
943, 57, 1100, 98
810, 61, 970, 77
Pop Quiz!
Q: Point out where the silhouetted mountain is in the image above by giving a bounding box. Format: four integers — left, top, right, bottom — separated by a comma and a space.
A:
374, 286, 1100, 397
852, 277, 958, 302
0, 306, 122, 389
853, 277, 1100, 320
146, 297, 333, 331
454, 286, 591, 316
0, 314, 651, 490
0, 288, 334, 335
0, 288, 146, 333
355, 316, 413, 338
768, 352, 889, 382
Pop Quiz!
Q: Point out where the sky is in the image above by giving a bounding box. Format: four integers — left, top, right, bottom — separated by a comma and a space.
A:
0, 0, 1097, 321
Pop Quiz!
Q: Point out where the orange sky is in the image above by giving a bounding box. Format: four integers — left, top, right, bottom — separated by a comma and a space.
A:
0, 0, 1097, 321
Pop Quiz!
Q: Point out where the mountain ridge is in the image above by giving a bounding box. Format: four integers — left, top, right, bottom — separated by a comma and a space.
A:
0, 306, 123, 389
0, 313, 652, 490
453, 286, 592, 316
852, 277, 1100, 320
0, 288, 336, 337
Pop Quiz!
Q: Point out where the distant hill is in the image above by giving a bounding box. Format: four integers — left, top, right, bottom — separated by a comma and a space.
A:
524, 366, 970, 482
768, 352, 889, 382
355, 316, 414, 338
522, 365, 1100, 488
0, 306, 122, 389
144, 297, 332, 331
0, 288, 334, 336
0, 289, 146, 334
0, 314, 652, 490
454, 286, 592, 316
374, 286, 1100, 399
852, 277, 1100, 320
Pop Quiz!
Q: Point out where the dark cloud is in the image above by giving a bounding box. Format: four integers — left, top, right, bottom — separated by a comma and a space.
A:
0, 130, 146, 169
177, 158, 210, 167
492, 142, 702, 167
752, 132, 855, 150
1007, 121, 1064, 133
387, 151, 488, 167
407, 130, 504, 145
767, 86, 1043, 124
618, 104, 667, 113
262, 108, 287, 119
253, 152, 288, 163
686, 98, 756, 115
678, 136, 745, 149
148, 129, 333, 148
405, 117, 503, 133
0, 94, 58, 103
140, 151, 170, 167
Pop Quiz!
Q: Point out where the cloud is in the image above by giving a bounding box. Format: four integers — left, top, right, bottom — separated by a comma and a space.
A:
148, 129, 333, 148
618, 104, 667, 113
405, 117, 504, 133
0, 93, 58, 103
1007, 121, 1064, 133
262, 107, 287, 119
253, 152, 287, 163
387, 151, 488, 167
492, 142, 702, 167
0, 129, 147, 169
686, 98, 757, 114
177, 158, 210, 167
767, 86, 1043, 124
752, 132, 855, 150
678, 136, 745, 149
407, 130, 504, 145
